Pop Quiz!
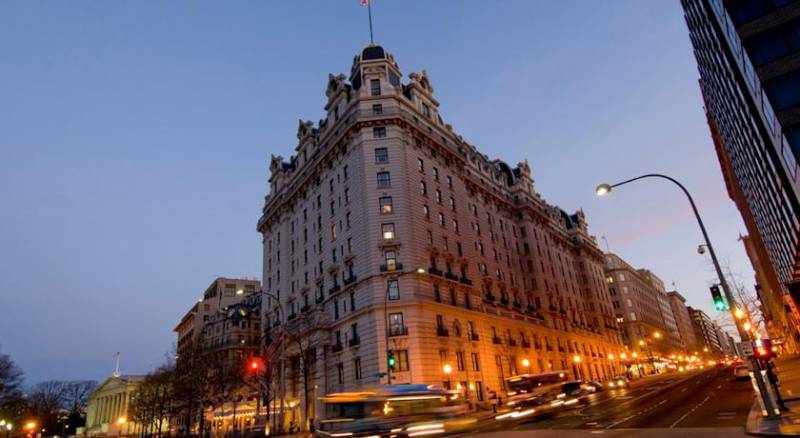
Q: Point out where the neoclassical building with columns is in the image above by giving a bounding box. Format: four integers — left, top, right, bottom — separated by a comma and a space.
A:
84, 375, 144, 437
257, 44, 624, 426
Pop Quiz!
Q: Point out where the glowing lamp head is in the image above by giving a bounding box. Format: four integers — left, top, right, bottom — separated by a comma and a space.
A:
653, 332, 662, 339
117, 417, 126, 425
607, 353, 615, 360
595, 184, 612, 197
521, 358, 530, 367
442, 364, 453, 374
573, 355, 582, 363
734, 308, 744, 319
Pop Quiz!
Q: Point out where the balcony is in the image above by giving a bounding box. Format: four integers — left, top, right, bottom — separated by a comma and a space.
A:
388, 327, 408, 337
513, 301, 521, 309
444, 272, 458, 281
349, 336, 360, 347
300, 305, 310, 313
534, 343, 542, 350
521, 340, 531, 348
492, 336, 502, 345
332, 342, 343, 353
500, 296, 509, 305
315, 295, 325, 304
343, 274, 358, 286
508, 339, 517, 347
549, 305, 557, 312
436, 327, 450, 337
328, 284, 341, 295
484, 294, 496, 302
558, 346, 565, 353
546, 345, 553, 352
470, 333, 480, 341
380, 263, 404, 272
273, 320, 281, 328
288, 313, 296, 321
459, 277, 473, 286
428, 267, 443, 276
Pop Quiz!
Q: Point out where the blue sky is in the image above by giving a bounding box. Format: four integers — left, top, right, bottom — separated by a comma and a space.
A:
0, 1, 752, 383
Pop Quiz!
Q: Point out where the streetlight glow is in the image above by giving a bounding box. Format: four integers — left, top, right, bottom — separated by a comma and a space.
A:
521, 358, 530, 368
573, 355, 582, 363
442, 364, 452, 374
595, 183, 612, 197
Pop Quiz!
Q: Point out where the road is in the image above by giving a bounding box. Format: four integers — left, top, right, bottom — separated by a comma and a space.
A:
465, 367, 754, 437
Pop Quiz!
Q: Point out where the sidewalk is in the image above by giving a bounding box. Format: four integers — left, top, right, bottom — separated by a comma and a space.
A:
747, 355, 800, 436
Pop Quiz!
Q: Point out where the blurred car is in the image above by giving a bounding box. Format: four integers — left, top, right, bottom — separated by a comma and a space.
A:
606, 376, 629, 389
583, 381, 604, 392
734, 365, 750, 381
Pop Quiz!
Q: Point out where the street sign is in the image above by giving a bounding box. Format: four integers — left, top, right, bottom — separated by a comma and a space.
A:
738, 341, 754, 357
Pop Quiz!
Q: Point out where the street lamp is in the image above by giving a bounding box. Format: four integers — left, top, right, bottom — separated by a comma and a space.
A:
595, 173, 778, 417
573, 355, 583, 380
117, 417, 126, 438
521, 358, 531, 374
442, 364, 453, 389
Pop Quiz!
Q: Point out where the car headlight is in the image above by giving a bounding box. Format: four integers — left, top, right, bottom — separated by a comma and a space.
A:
608, 382, 614, 387
617, 380, 624, 386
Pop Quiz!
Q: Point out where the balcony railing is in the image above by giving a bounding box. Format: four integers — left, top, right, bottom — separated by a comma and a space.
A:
288, 313, 297, 321
343, 274, 358, 286
428, 267, 443, 276
484, 294, 496, 302
444, 272, 458, 281
436, 327, 449, 337
521, 340, 531, 348
470, 333, 480, 341
513, 301, 521, 308
332, 342, 343, 352
349, 336, 360, 347
300, 305, 310, 313
315, 295, 325, 304
329, 284, 341, 295
380, 263, 403, 272
500, 296, 509, 305
508, 339, 517, 347
388, 326, 408, 337
492, 336, 502, 345
459, 277, 473, 286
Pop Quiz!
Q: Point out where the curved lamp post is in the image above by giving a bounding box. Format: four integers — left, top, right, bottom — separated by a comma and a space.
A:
596, 173, 778, 417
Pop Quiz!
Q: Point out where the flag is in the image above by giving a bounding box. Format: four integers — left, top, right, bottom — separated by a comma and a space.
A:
361, 0, 369, 5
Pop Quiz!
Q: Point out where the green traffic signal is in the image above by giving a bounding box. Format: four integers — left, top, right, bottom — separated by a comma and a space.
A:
387, 352, 396, 370
710, 285, 727, 311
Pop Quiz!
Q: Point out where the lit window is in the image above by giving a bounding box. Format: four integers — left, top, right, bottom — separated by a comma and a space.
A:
380, 196, 393, 214
382, 223, 396, 240
420, 181, 427, 195
417, 158, 424, 172
423, 205, 430, 219
385, 250, 398, 271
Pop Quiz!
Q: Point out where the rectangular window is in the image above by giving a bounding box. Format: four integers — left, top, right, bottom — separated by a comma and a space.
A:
388, 279, 400, 300
372, 103, 383, 115
382, 223, 395, 240
354, 357, 362, 380
456, 351, 466, 371
375, 147, 388, 163
389, 312, 405, 335
417, 158, 424, 172
471, 352, 481, 371
377, 171, 391, 188
373, 127, 386, 138
384, 250, 397, 270
370, 79, 381, 96
420, 181, 427, 195
331, 223, 337, 240
392, 350, 410, 372
380, 196, 393, 214
337, 363, 344, 384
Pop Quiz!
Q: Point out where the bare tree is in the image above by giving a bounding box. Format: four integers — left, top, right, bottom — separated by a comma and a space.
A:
62, 380, 97, 415
28, 381, 68, 432
284, 309, 328, 431
0, 351, 25, 425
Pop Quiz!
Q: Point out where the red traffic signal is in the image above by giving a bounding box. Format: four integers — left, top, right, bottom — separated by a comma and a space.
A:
752, 339, 777, 360
248, 357, 265, 372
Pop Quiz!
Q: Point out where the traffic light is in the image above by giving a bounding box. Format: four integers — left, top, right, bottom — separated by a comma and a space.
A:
387, 351, 396, 370
710, 285, 727, 311
248, 357, 264, 373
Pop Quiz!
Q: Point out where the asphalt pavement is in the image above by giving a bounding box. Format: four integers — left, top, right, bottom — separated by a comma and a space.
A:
465, 366, 754, 436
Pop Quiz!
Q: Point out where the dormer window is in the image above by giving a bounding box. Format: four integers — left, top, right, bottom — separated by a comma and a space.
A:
371, 79, 381, 96
423, 103, 431, 118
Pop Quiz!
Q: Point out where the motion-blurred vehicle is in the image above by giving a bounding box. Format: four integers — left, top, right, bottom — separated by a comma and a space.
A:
497, 371, 569, 421
315, 384, 473, 438
583, 381, 604, 392
734, 365, 751, 381
605, 376, 629, 389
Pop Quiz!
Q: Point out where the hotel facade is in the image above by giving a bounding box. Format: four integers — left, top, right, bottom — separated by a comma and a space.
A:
257, 45, 623, 426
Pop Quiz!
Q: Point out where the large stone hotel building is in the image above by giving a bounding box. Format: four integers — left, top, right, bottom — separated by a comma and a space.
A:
256, 45, 623, 421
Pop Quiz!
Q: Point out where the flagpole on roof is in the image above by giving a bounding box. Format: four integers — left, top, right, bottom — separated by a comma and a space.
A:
363, 0, 375, 45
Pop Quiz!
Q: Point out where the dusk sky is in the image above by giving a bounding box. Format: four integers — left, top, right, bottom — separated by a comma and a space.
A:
0, 1, 754, 384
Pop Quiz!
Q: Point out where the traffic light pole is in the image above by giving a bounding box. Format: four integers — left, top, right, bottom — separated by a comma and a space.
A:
603, 174, 779, 418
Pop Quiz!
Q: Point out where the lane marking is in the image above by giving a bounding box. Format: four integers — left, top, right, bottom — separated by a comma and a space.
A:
670, 394, 711, 428
605, 415, 635, 429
